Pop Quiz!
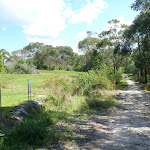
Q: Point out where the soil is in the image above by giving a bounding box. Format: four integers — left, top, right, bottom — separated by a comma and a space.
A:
62, 75, 150, 150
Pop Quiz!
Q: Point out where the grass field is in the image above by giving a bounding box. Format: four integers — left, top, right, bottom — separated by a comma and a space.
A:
0, 70, 80, 107
0, 70, 119, 149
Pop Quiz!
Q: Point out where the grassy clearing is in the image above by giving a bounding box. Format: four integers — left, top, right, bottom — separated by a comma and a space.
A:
0, 70, 119, 149
0, 70, 80, 107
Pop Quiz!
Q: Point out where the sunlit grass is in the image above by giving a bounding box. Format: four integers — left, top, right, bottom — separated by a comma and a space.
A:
0, 71, 80, 107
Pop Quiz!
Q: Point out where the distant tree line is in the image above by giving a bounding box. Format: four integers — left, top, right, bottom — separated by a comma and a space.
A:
0, 0, 150, 85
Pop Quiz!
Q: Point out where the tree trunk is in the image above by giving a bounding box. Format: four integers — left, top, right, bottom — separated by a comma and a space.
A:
144, 67, 147, 84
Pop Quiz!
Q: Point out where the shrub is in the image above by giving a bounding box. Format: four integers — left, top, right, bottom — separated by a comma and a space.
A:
66, 66, 72, 71
134, 76, 145, 83
55, 65, 65, 70
73, 70, 112, 96
87, 95, 117, 110
5, 120, 47, 147
4, 111, 53, 148
4, 60, 36, 74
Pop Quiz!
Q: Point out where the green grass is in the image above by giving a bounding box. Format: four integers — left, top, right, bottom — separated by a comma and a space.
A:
0, 70, 80, 107
0, 70, 119, 149
115, 78, 127, 90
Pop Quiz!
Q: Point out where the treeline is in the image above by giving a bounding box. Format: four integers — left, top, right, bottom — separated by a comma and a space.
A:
0, 0, 150, 85
0, 44, 80, 72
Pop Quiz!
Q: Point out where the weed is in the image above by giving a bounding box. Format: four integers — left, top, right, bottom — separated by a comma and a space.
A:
73, 70, 112, 96
87, 94, 117, 110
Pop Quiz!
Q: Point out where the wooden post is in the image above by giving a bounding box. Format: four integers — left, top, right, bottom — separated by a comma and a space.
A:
30, 81, 31, 101
0, 84, 2, 123
0, 84, 1, 107
28, 80, 29, 102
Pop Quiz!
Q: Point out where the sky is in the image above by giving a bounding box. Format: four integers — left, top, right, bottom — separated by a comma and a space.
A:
0, 0, 139, 53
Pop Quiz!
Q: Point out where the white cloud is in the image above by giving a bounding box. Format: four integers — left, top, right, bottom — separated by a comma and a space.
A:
103, 16, 133, 32
0, 0, 66, 38
27, 36, 64, 47
0, 0, 108, 48
69, 0, 108, 25
72, 43, 79, 53
72, 43, 84, 55
52, 40, 65, 47
119, 16, 133, 26
77, 31, 86, 38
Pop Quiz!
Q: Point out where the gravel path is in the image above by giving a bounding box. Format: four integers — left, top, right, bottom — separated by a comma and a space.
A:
65, 75, 150, 150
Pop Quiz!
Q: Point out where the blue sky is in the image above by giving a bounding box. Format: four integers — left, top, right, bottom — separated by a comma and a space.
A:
0, 0, 138, 53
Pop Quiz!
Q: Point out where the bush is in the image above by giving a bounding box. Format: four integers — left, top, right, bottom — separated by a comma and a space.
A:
73, 70, 112, 96
87, 95, 117, 110
133, 76, 145, 83
3, 111, 53, 148
66, 66, 72, 71
55, 65, 65, 70
4, 59, 36, 74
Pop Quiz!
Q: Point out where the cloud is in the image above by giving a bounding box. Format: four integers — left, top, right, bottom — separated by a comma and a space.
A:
77, 31, 86, 38
119, 16, 133, 26
0, 0, 108, 47
0, 0, 66, 38
72, 43, 79, 53
103, 16, 133, 32
27, 36, 64, 47
69, 0, 108, 25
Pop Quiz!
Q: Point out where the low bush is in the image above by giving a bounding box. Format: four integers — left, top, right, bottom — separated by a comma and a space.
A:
73, 70, 112, 96
2, 110, 53, 149
135, 76, 145, 83
87, 95, 117, 110
4, 59, 36, 74
55, 65, 65, 70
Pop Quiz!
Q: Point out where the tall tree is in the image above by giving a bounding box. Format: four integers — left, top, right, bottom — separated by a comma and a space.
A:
97, 19, 129, 73
124, 1, 150, 83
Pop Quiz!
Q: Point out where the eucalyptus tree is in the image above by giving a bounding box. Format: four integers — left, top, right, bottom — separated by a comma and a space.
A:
97, 19, 129, 73
78, 37, 100, 54
78, 31, 102, 71
0, 49, 10, 64
123, 0, 150, 83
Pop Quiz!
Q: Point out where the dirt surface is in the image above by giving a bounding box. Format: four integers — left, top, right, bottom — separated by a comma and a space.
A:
63, 75, 150, 150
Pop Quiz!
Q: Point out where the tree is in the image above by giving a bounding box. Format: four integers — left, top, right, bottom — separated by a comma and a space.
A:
97, 19, 129, 73
83, 49, 103, 71
0, 54, 3, 72
78, 37, 99, 54
0, 49, 10, 64
131, 0, 150, 11
123, 5, 150, 83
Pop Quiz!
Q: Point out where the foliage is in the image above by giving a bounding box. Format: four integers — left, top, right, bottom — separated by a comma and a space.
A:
97, 19, 129, 73
0, 70, 119, 149
4, 59, 36, 74
123, 4, 150, 83
83, 49, 103, 71
0, 49, 10, 65
124, 58, 137, 74
131, 0, 150, 11
0, 54, 3, 72
73, 70, 112, 96
78, 37, 99, 54
87, 94, 117, 110
1, 110, 53, 149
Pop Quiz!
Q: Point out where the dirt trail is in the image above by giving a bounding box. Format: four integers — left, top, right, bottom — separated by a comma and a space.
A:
65, 75, 150, 150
